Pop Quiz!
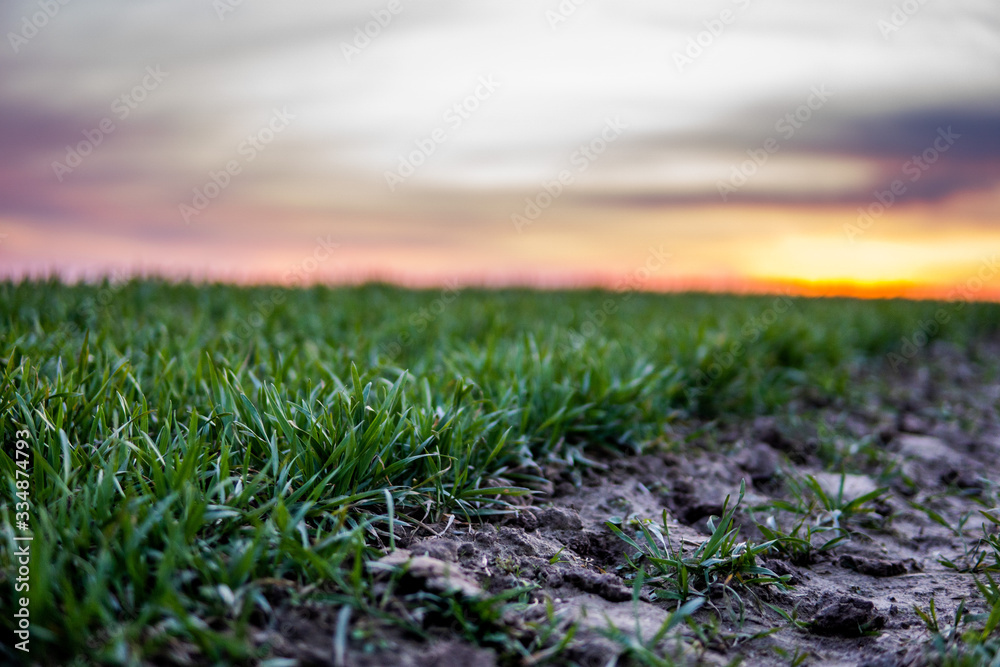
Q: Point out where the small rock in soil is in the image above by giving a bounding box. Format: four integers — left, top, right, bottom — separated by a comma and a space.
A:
809, 594, 886, 636
838, 554, 907, 577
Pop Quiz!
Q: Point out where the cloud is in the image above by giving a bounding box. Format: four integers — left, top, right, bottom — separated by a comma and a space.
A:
0, 0, 998, 288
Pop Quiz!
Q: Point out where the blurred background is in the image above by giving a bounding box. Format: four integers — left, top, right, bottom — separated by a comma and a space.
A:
1, 0, 999, 299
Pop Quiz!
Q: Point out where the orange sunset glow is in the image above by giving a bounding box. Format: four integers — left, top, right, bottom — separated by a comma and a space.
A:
1, 2, 998, 298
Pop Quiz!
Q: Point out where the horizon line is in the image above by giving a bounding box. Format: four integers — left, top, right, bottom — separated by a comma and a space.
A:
5, 267, 999, 304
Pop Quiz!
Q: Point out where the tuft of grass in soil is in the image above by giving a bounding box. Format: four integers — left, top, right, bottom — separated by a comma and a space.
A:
1, 279, 999, 664
913, 595, 1000, 666
607, 480, 789, 615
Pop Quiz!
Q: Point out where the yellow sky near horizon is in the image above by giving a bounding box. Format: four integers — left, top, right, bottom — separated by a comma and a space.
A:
5, 198, 999, 300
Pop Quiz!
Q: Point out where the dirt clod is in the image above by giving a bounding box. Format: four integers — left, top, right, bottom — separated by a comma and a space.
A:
561, 567, 633, 602
838, 554, 907, 577
409, 538, 460, 562
370, 551, 483, 598
733, 442, 781, 483
511, 509, 539, 531
538, 507, 584, 531
809, 594, 886, 636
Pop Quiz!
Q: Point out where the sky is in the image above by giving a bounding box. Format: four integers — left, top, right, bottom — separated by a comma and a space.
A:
2, 0, 1000, 298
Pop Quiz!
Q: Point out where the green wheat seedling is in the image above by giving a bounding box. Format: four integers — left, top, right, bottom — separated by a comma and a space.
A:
803, 474, 890, 529
752, 473, 889, 565
754, 512, 847, 565
940, 510, 1000, 573
765, 472, 889, 530
607, 480, 790, 611
913, 596, 1000, 665
979, 511, 1000, 570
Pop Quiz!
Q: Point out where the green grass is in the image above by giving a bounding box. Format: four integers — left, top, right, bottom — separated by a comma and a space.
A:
913, 596, 1000, 666
607, 481, 789, 614
940, 511, 1000, 574
754, 512, 846, 566
769, 472, 890, 529
1, 279, 999, 664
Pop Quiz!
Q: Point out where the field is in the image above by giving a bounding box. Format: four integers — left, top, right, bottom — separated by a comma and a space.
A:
2, 279, 1000, 666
